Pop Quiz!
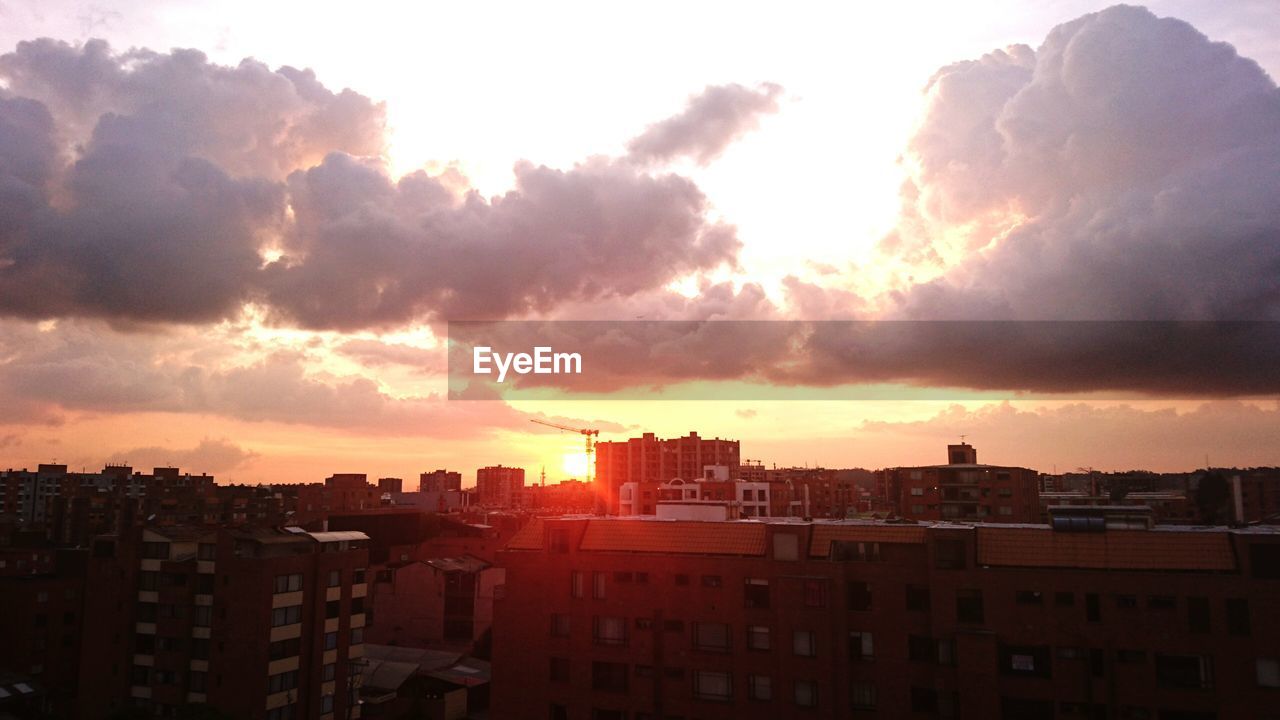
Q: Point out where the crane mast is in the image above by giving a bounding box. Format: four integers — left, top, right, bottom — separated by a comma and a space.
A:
530, 418, 600, 483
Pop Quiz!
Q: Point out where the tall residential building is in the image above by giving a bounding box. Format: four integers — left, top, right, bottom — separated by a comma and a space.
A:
492, 516, 1280, 720
594, 432, 741, 514
77, 526, 370, 720
476, 466, 525, 508
878, 443, 1041, 523
419, 470, 463, 493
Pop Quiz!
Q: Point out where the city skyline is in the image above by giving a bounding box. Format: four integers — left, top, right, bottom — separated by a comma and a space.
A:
0, 2, 1277, 484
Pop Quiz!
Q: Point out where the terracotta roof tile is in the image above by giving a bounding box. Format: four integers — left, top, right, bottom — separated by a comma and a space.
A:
977, 528, 1235, 571
504, 518, 545, 550
580, 520, 766, 556
809, 524, 927, 557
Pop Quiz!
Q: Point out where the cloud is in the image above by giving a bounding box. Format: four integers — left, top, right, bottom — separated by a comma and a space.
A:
108, 437, 258, 474
627, 82, 782, 166
0, 40, 741, 330
335, 338, 442, 373
879, 5, 1280, 321
855, 400, 1280, 471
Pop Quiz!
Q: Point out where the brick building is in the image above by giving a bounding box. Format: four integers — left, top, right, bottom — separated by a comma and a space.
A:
492, 517, 1280, 720
420, 470, 463, 493
365, 556, 504, 649
878, 443, 1041, 523
477, 466, 525, 508
595, 433, 741, 514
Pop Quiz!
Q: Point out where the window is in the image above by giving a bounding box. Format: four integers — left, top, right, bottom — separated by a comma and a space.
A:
793, 630, 816, 657
694, 670, 731, 702
635, 572, 649, 584
324, 632, 338, 650
549, 530, 570, 553
852, 681, 877, 710
1057, 646, 1084, 660
744, 578, 770, 609
142, 542, 170, 560
137, 603, 158, 623
550, 657, 570, 683
273, 574, 302, 594
189, 670, 206, 692
265, 706, 296, 720
270, 605, 301, 627
848, 631, 873, 660
320, 695, 334, 714
847, 581, 871, 611
694, 622, 730, 651
322, 663, 336, 682
1155, 654, 1213, 689
701, 574, 722, 588
1000, 644, 1052, 678
1146, 594, 1176, 610
593, 572, 606, 599
906, 585, 931, 611
956, 589, 984, 624
910, 487, 924, 496
571, 571, 584, 598
1257, 658, 1280, 688
749, 674, 772, 701
593, 616, 627, 646
549, 704, 568, 720
747, 625, 771, 651
613, 571, 633, 583
139, 572, 159, 591
269, 638, 300, 660
197, 543, 216, 560
350, 627, 363, 645
591, 661, 628, 693
635, 617, 653, 630
1227, 598, 1251, 635
192, 606, 211, 628
793, 680, 818, 707
353, 568, 366, 584
674, 573, 690, 586
1187, 596, 1210, 633
1055, 591, 1075, 606
1116, 594, 1139, 609
1015, 590, 1043, 605
327, 570, 341, 587
803, 579, 828, 608
196, 574, 215, 594
551, 614, 571, 637
268, 670, 298, 693
1117, 650, 1147, 664
326, 600, 340, 619
191, 639, 209, 660
1085, 593, 1101, 622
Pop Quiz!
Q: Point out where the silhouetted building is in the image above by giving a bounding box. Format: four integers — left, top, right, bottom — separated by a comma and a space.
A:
493, 516, 1280, 719
476, 466, 525, 508
420, 470, 463, 493
595, 432, 741, 514
879, 443, 1041, 523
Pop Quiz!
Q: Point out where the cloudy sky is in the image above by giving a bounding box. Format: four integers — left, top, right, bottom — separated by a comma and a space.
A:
0, 1, 1277, 484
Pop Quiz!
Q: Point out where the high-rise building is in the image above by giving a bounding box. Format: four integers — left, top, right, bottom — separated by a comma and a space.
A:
476, 466, 525, 508
492, 516, 1280, 719
594, 432, 741, 514
77, 526, 370, 720
419, 469, 463, 493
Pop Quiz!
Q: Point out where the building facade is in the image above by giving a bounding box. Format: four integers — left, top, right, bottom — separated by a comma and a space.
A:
493, 517, 1280, 720
595, 433, 741, 514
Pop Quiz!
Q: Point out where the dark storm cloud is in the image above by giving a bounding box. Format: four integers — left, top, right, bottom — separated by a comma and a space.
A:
626, 82, 782, 166
0, 39, 741, 329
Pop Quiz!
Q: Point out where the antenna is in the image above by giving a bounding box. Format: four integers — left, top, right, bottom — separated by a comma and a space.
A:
540, 465, 546, 488
959, 434, 968, 444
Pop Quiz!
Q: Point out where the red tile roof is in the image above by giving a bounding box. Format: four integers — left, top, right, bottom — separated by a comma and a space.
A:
579, 520, 766, 556
809, 524, 927, 557
504, 518, 545, 551
977, 528, 1235, 571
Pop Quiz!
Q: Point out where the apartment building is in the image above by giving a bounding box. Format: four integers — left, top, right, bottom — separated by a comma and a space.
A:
595, 433, 741, 514
492, 516, 1280, 719
878, 443, 1041, 524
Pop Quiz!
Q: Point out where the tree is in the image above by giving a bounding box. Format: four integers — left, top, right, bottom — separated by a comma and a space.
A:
1195, 470, 1230, 525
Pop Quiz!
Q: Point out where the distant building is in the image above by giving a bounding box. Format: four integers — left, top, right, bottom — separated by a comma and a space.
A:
493, 516, 1280, 719
878, 443, 1041, 523
476, 466, 525, 508
595, 432, 741, 514
420, 469, 463, 493
378, 477, 404, 494
365, 556, 504, 649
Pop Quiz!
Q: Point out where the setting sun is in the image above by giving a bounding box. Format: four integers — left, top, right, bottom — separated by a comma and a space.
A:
561, 452, 589, 479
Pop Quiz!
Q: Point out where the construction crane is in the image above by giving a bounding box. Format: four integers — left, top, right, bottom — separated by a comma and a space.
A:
530, 419, 600, 483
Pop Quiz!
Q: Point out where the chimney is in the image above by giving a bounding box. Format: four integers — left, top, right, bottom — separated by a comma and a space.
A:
1232, 475, 1244, 525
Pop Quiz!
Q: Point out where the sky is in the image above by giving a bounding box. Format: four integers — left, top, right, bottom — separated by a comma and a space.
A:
0, 1, 1277, 485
